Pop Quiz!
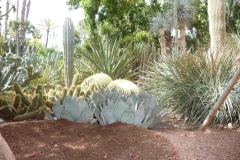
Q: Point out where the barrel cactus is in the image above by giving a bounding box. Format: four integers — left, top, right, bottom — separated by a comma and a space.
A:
63, 17, 75, 89
107, 79, 140, 95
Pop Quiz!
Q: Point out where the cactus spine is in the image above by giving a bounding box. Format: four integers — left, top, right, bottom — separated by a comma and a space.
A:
63, 17, 75, 89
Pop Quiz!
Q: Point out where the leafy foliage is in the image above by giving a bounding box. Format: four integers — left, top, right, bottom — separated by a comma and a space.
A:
76, 35, 139, 80
139, 46, 240, 125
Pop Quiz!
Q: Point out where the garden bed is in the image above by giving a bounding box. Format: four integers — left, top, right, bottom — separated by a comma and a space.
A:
0, 119, 240, 160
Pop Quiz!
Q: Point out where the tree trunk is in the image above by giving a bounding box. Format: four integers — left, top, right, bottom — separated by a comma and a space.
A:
16, 0, 19, 20
179, 26, 186, 52
4, 0, 10, 40
0, 133, 16, 160
159, 28, 166, 54
20, 0, 27, 42
25, 0, 31, 21
45, 30, 49, 48
208, 0, 226, 56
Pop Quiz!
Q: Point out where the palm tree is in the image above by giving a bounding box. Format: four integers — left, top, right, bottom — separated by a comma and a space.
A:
19, 0, 27, 41
25, 0, 31, 21
4, 0, 10, 39
150, 13, 169, 54
166, 0, 196, 52
38, 18, 57, 48
208, 0, 226, 56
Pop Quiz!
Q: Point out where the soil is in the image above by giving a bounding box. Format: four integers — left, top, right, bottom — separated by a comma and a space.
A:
0, 119, 179, 160
0, 118, 240, 160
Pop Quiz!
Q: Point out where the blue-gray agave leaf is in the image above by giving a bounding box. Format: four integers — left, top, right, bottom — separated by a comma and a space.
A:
134, 105, 145, 125
148, 100, 164, 120
103, 88, 112, 99
60, 108, 74, 122
113, 99, 128, 121
141, 117, 155, 128
53, 100, 63, 119
121, 107, 135, 124
81, 107, 93, 123
102, 105, 116, 124
130, 92, 138, 104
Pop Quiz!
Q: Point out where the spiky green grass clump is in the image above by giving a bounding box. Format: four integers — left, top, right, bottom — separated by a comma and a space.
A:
139, 47, 240, 125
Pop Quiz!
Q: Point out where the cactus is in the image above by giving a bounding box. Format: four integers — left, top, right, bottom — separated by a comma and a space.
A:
13, 82, 30, 106
14, 108, 43, 121
80, 73, 112, 94
92, 88, 168, 128
63, 17, 75, 89
107, 79, 140, 95
0, 52, 42, 91
27, 94, 39, 112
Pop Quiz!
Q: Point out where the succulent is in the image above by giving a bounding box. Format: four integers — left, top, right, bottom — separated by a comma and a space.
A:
80, 73, 112, 96
0, 82, 54, 121
107, 79, 140, 95
52, 96, 94, 123
92, 88, 168, 128
63, 17, 75, 89
0, 52, 42, 91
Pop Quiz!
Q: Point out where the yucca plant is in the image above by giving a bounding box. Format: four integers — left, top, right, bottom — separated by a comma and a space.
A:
150, 13, 169, 54
166, 0, 196, 52
139, 46, 240, 125
76, 34, 139, 80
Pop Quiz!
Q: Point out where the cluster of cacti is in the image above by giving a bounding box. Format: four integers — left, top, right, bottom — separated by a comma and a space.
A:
51, 96, 94, 123
0, 82, 54, 121
63, 17, 75, 89
92, 88, 168, 128
0, 52, 43, 91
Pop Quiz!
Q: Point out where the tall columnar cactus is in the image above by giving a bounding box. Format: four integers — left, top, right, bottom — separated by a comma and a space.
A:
63, 17, 75, 89
208, 0, 226, 55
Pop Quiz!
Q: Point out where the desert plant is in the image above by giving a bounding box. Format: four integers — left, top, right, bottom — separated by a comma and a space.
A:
52, 96, 94, 122
0, 83, 52, 121
92, 88, 167, 128
76, 34, 138, 80
0, 52, 42, 91
63, 17, 74, 89
107, 79, 140, 95
139, 47, 240, 125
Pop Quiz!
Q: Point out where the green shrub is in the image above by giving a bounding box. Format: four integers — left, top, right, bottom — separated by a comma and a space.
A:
139, 48, 240, 125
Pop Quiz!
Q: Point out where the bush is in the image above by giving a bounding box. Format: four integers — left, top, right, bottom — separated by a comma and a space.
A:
139, 47, 240, 125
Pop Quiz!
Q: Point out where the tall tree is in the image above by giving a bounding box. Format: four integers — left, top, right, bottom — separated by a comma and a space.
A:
208, 0, 226, 55
67, 0, 161, 37
166, 0, 196, 52
38, 18, 57, 48
19, 0, 27, 41
150, 13, 169, 54
4, 0, 10, 39
25, 0, 31, 21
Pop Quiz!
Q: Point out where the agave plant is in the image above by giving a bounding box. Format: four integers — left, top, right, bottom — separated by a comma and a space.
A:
92, 88, 168, 128
139, 46, 240, 125
75, 34, 138, 80
52, 96, 94, 123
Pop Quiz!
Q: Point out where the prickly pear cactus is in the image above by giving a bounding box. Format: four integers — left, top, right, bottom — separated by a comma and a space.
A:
63, 17, 75, 89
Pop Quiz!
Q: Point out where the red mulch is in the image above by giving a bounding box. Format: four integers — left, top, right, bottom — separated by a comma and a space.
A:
0, 119, 179, 160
